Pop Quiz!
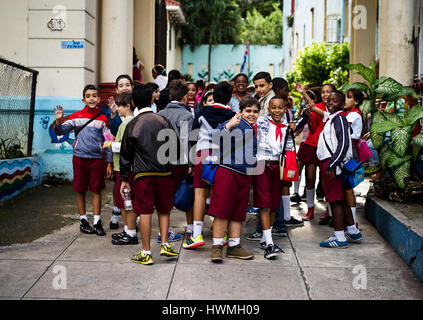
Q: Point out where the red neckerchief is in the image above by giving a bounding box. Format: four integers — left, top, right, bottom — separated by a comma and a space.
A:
268, 119, 286, 142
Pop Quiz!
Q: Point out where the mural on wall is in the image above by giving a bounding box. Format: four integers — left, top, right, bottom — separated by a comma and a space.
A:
0, 157, 42, 202
47, 115, 75, 149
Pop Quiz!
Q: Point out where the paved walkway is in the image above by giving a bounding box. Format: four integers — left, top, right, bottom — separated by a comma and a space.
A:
1, 180, 423, 300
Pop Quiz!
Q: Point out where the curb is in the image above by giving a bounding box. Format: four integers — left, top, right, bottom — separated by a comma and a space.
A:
365, 194, 423, 284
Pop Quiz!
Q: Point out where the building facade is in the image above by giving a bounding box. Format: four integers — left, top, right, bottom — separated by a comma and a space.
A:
0, 0, 186, 179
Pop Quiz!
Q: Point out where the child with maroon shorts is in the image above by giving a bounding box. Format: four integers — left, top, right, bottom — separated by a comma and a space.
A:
254, 96, 297, 259
209, 96, 259, 262
120, 84, 178, 265
316, 91, 363, 249
101, 92, 137, 245
54, 85, 113, 236
183, 82, 235, 249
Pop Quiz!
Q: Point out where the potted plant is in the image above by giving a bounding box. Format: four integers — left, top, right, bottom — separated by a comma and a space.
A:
340, 63, 423, 201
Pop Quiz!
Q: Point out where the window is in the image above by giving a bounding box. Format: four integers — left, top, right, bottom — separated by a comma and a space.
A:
326, 15, 341, 43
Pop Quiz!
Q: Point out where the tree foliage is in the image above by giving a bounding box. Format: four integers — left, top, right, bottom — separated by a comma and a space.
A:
239, 2, 283, 45
286, 42, 350, 87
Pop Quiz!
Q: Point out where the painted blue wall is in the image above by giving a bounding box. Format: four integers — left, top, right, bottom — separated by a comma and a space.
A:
32, 96, 84, 181
182, 44, 284, 83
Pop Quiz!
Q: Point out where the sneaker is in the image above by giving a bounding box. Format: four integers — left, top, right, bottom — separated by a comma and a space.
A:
260, 242, 282, 253
222, 233, 229, 246
345, 231, 363, 243
111, 234, 138, 245
272, 227, 288, 237
264, 244, 279, 260
80, 219, 96, 234
247, 206, 260, 215
112, 231, 127, 240
211, 245, 224, 263
93, 219, 106, 236
319, 215, 331, 225
160, 243, 179, 257
183, 234, 205, 249
245, 230, 263, 241
157, 231, 182, 243
226, 244, 254, 260
290, 193, 302, 203
109, 214, 120, 230
131, 251, 153, 265
186, 231, 193, 241
284, 217, 305, 227
319, 237, 348, 249
302, 207, 315, 221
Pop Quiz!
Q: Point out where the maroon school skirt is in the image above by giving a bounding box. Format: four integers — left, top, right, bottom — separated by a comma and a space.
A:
297, 143, 320, 165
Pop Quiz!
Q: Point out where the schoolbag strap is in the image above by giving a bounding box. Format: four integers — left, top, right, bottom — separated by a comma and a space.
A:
75, 113, 101, 137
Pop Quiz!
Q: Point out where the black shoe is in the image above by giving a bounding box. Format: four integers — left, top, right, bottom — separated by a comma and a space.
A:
112, 231, 127, 240
319, 215, 331, 225
93, 219, 106, 236
80, 219, 96, 234
112, 234, 138, 245
264, 244, 279, 259
110, 221, 119, 230
284, 217, 304, 227
290, 193, 302, 203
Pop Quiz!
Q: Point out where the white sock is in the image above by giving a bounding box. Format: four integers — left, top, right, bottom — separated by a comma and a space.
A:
306, 189, 315, 208
193, 221, 203, 238
80, 215, 87, 221
282, 196, 291, 221
351, 207, 357, 224
187, 224, 193, 233
263, 229, 273, 246
294, 176, 301, 194
162, 242, 169, 246
328, 205, 333, 217
347, 225, 359, 235
93, 215, 101, 225
228, 238, 240, 247
127, 229, 136, 237
124, 225, 128, 233
142, 249, 151, 255
213, 238, 224, 246
334, 231, 346, 242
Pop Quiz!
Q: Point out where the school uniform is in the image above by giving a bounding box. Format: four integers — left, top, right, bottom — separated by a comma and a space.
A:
316, 111, 353, 202
120, 108, 174, 215
345, 108, 363, 161
191, 103, 235, 189
208, 117, 258, 222
54, 105, 113, 193
254, 115, 294, 210
297, 102, 327, 165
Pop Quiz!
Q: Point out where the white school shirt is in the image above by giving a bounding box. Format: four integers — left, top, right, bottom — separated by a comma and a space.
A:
346, 111, 363, 140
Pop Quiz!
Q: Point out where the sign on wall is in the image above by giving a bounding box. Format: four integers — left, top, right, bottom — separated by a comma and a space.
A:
61, 41, 85, 49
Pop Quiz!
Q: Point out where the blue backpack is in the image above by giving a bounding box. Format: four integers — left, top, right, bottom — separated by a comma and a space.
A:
174, 177, 194, 212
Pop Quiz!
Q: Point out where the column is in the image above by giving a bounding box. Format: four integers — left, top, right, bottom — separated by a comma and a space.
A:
379, 0, 416, 86
99, 0, 134, 98
349, 0, 377, 83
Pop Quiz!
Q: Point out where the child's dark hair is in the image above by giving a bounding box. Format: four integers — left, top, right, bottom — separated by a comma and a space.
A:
253, 71, 272, 83
144, 82, 160, 102
239, 96, 261, 111
169, 79, 189, 102
132, 84, 152, 110
115, 74, 134, 88
206, 82, 217, 91
322, 83, 337, 91
310, 87, 323, 103
331, 90, 346, 103
168, 69, 182, 83
213, 81, 233, 105
199, 91, 214, 109
346, 88, 364, 107
269, 96, 287, 105
83, 84, 98, 97
152, 64, 167, 76
234, 73, 249, 84
272, 78, 289, 91
196, 80, 205, 91
115, 92, 134, 111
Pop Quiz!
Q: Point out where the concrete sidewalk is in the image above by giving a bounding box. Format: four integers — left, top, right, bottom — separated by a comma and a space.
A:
1, 180, 423, 300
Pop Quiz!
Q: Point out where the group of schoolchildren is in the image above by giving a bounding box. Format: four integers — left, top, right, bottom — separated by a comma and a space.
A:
53, 66, 364, 266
